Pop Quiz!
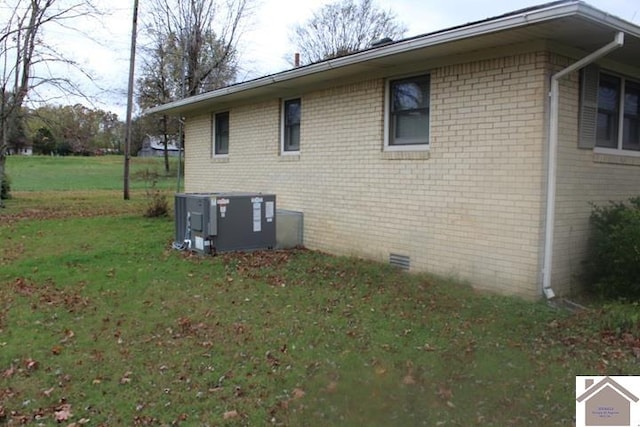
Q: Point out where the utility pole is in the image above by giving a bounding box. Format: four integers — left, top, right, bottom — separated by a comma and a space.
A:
177, 28, 187, 194
123, 0, 139, 200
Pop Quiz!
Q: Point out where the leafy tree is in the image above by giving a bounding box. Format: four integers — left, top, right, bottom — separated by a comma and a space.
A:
137, 0, 252, 172
26, 104, 123, 155
32, 127, 56, 155
291, 0, 407, 64
0, 0, 100, 206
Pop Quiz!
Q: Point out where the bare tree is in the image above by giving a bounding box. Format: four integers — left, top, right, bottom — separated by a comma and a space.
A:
0, 0, 99, 206
137, 0, 252, 172
290, 0, 407, 64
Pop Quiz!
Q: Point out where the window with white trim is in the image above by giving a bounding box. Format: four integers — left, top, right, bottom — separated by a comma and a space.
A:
385, 74, 430, 150
213, 111, 229, 156
281, 98, 301, 153
579, 66, 640, 154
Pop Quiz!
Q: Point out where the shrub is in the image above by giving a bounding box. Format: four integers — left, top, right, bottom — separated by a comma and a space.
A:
144, 189, 169, 218
139, 168, 169, 218
1, 172, 11, 200
585, 197, 640, 300
598, 301, 640, 336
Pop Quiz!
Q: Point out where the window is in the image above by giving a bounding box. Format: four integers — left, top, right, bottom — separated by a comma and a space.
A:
580, 66, 640, 154
596, 73, 640, 152
622, 80, 640, 151
596, 74, 620, 148
385, 74, 430, 150
214, 111, 229, 156
282, 98, 301, 153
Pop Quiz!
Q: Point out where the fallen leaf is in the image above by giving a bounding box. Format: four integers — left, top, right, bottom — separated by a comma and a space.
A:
403, 374, 416, 385
61, 329, 75, 342
223, 410, 239, 420
374, 366, 387, 376
120, 371, 133, 384
24, 358, 38, 371
323, 381, 338, 393
51, 345, 63, 355
403, 360, 415, 384
291, 388, 305, 400
3, 366, 16, 378
54, 403, 72, 421
437, 384, 453, 401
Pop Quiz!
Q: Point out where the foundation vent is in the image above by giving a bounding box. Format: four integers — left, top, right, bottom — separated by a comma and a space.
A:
389, 253, 410, 270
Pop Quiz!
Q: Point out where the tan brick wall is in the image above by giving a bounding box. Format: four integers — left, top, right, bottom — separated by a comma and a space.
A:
553, 54, 640, 295
182, 52, 549, 298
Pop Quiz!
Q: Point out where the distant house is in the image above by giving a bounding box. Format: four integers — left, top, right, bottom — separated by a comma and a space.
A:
7, 146, 32, 156
147, 1, 640, 299
137, 135, 182, 157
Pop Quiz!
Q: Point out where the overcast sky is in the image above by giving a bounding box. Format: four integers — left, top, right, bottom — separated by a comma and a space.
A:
18, 0, 640, 117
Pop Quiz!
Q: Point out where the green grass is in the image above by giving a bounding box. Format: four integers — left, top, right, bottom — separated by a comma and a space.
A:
5, 155, 181, 191
0, 157, 638, 426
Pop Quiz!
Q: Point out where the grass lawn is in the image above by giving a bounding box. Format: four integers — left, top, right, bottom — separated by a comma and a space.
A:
0, 156, 638, 426
5, 155, 181, 192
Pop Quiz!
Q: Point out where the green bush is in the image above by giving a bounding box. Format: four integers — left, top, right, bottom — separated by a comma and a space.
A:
144, 189, 169, 218
585, 197, 640, 300
1, 172, 11, 200
139, 168, 169, 218
598, 302, 640, 336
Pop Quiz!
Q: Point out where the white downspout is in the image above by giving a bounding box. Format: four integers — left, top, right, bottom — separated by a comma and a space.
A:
542, 31, 624, 299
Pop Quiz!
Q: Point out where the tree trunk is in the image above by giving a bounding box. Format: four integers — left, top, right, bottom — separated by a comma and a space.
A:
0, 151, 6, 208
0, 101, 6, 208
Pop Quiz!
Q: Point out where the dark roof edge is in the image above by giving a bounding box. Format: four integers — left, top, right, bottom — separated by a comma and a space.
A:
145, 0, 638, 116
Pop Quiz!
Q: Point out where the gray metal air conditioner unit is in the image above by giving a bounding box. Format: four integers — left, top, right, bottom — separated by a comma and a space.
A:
275, 209, 303, 249
174, 192, 276, 254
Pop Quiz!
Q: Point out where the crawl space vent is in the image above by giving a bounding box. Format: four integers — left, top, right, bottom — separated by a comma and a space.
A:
389, 253, 410, 270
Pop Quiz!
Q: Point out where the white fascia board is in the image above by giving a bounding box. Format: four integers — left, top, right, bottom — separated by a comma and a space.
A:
145, 1, 639, 116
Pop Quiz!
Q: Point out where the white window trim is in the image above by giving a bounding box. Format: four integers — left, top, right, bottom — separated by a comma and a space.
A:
383, 74, 431, 152
595, 73, 640, 157
281, 97, 301, 155
594, 146, 640, 158
212, 111, 229, 159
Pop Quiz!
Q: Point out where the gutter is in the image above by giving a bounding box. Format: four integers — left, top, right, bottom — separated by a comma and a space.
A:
542, 31, 624, 300
146, 1, 590, 116
145, 2, 640, 117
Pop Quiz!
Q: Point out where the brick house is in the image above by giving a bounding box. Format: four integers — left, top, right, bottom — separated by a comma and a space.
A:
148, 0, 640, 299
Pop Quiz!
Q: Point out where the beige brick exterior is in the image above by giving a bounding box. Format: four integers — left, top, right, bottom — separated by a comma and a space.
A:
553, 54, 640, 296
181, 48, 640, 299
182, 51, 553, 298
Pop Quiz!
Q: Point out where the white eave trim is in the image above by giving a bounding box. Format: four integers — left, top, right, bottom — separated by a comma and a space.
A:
145, 1, 639, 116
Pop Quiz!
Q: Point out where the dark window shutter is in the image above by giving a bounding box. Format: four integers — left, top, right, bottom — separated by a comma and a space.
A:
578, 64, 600, 149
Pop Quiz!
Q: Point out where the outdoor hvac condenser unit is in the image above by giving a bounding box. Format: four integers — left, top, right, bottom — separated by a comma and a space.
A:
174, 192, 276, 254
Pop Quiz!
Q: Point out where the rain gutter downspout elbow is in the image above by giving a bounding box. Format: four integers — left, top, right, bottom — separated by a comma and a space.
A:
542, 31, 624, 300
